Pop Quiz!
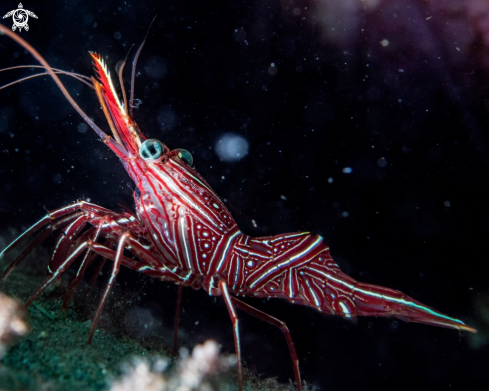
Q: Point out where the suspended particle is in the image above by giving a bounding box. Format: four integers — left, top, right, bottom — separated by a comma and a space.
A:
377, 157, 387, 167
215, 133, 249, 162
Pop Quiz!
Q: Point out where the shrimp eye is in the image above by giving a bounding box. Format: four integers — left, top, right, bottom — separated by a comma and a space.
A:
174, 148, 194, 167
139, 139, 166, 162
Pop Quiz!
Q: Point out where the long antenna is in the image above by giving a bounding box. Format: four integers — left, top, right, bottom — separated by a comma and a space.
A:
115, 44, 134, 114
130, 15, 157, 118
0, 24, 129, 159
0, 25, 108, 142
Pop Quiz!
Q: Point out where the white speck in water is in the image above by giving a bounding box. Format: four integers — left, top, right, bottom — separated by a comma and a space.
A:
77, 123, 88, 134
342, 167, 352, 174
377, 157, 387, 167
144, 56, 168, 79
157, 106, 177, 131
233, 27, 247, 42
268, 63, 278, 75
215, 133, 249, 162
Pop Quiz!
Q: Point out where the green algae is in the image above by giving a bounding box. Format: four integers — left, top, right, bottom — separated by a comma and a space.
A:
0, 238, 174, 391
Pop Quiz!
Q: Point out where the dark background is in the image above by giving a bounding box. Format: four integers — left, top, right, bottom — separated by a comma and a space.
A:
1, 0, 488, 390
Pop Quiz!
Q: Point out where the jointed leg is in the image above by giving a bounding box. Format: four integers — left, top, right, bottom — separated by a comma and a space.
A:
1, 201, 138, 281
231, 297, 301, 391
61, 218, 110, 310
219, 280, 243, 391
88, 233, 129, 344
1, 228, 52, 282
1, 212, 84, 281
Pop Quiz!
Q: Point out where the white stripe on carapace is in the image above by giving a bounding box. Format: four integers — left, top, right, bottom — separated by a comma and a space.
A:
214, 230, 241, 274
141, 202, 176, 262
166, 159, 238, 233
147, 164, 225, 232
181, 269, 193, 282
172, 158, 221, 198
231, 255, 242, 289
303, 277, 320, 307
339, 302, 352, 318
273, 232, 310, 241
249, 236, 322, 289
310, 268, 466, 325
141, 208, 178, 263
286, 269, 294, 298
248, 250, 271, 260
178, 215, 193, 271
190, 219, 203, 275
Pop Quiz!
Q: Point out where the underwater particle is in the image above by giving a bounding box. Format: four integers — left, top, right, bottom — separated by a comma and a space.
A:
341, 211, 349, 217
328, 177, 333, 184
144, 56, 168, 79
52, 173, 63, 183
114, 31, 122, 39
157, 106, 177, 132
215, 133, 249, 162
232, 27, 246, 42
0, 107, 14, 133
124, 307, 156, 338
268, 63, 278, 75
77, 122, 88, 134
0, 293, 29, 359
342, 167, 353, 174
381, 39, 389, 47
377, 157, 387, 167
444, 200, 451, 207
0, 115, 7, 133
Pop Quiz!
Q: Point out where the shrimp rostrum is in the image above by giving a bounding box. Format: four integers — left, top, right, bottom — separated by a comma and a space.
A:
0, 25, 475, 391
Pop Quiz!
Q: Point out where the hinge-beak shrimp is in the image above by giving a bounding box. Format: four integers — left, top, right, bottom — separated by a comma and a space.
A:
0, 24, 476, 391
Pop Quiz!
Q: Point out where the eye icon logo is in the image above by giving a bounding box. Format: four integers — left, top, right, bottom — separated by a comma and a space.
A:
3, 3, 38, 32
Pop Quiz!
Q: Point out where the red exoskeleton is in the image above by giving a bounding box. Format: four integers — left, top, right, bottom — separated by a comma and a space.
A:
0, 25, 476, 391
